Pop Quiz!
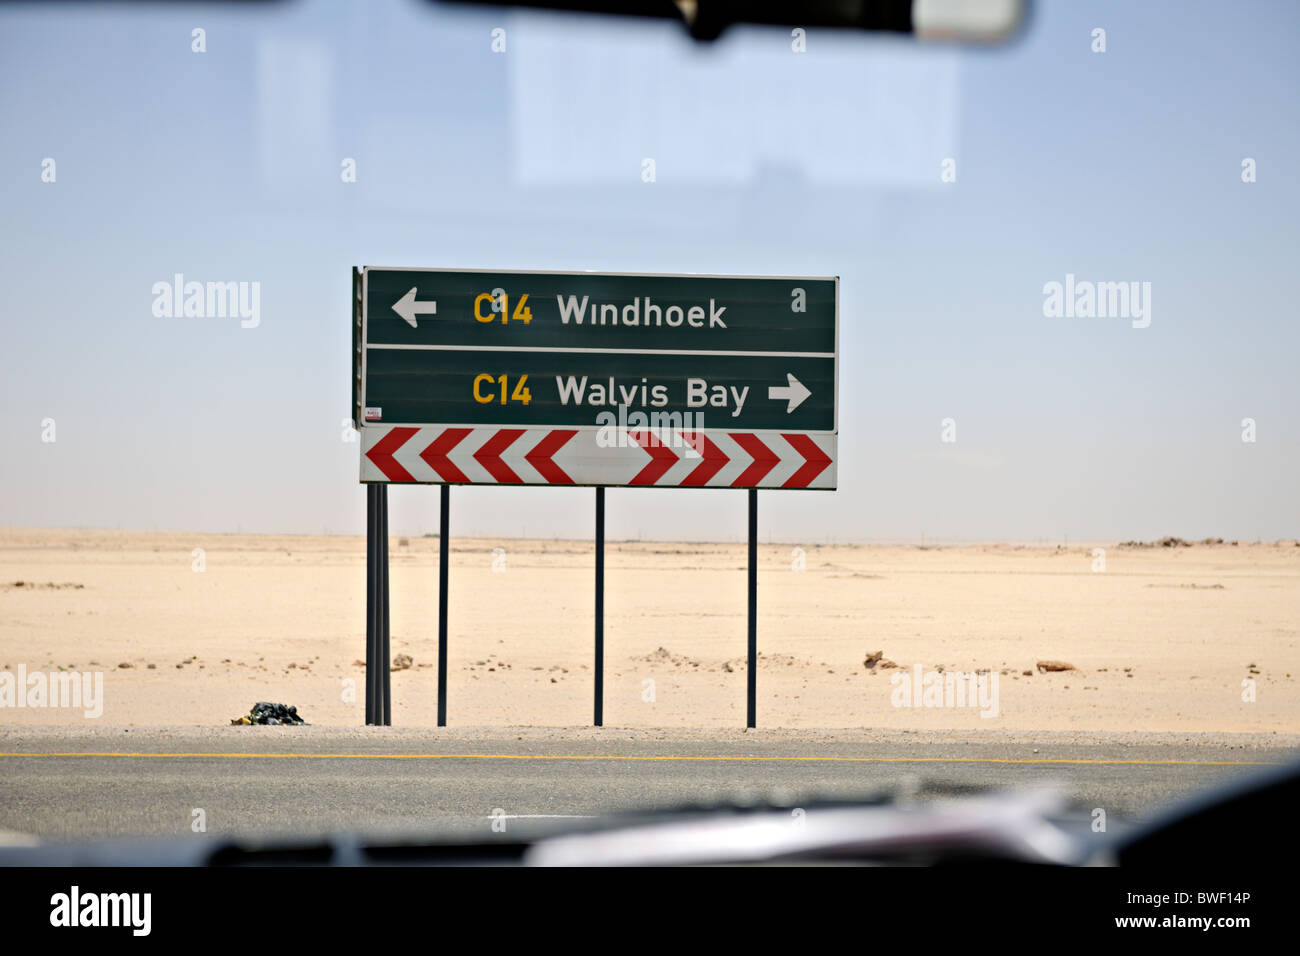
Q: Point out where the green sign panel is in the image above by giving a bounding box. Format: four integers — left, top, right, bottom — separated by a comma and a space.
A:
358, 267, 837, 433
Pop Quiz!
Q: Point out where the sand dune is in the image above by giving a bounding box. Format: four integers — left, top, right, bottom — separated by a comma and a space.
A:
1, 529, 1296, 731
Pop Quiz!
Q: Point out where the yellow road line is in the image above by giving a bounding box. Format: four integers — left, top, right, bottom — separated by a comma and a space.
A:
0, 752, 1280, 767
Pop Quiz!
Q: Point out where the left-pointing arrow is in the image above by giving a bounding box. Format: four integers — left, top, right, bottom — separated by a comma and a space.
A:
473, 429, 526, 484
419, 428, 473, 483
365, 427, 419, 482
392, 287, 437, 328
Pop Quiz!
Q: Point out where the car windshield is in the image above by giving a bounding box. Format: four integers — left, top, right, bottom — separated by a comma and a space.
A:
0, 0, 1296, 876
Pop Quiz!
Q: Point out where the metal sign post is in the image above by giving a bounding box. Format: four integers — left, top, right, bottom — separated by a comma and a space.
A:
381, 485, 391, 726
365, 483, 390, 726
354, 266, 838, 728
365, 486, 375, 725
438, 485, 449, 727
748, 488, 757, 728
594, 487, 605, 727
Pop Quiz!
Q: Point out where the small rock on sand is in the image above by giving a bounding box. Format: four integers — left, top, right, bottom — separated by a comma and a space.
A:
1036, 660, 1076, 673
863, 650, 898, 671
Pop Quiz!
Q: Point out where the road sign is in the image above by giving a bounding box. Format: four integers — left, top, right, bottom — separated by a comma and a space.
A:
356, 267, 838, 489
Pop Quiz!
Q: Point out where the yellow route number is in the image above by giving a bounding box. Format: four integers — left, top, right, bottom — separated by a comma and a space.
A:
473, 373, 532, 405
474, 292, 533, 324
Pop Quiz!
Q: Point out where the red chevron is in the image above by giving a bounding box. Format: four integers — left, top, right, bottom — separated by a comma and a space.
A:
728, 433, 780, 487
627, 430, 679, 485
418, 427, 473, 483
473, 429, 526, 484
524, 429, 577, 484
678, 431, 729, 486
365, 426, 418, 482
782, 433, 832, 488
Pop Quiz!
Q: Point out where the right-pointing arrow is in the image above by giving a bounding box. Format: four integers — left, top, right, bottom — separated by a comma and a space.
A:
627, 430, 679, 486
781, 434, 832, 488
392, 287, 438, 328
729, 433, 780, 487
678, 431, 729, 486
768, 373, 811, 413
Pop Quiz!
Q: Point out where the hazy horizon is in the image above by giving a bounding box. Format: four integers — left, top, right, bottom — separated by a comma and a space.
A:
4, 523, 1293, 550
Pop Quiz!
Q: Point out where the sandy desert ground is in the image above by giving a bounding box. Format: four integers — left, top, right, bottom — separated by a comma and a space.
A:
0, 529, 1296, 732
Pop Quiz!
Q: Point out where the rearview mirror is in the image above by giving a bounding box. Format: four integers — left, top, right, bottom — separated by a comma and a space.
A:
436, 0, 1027, 43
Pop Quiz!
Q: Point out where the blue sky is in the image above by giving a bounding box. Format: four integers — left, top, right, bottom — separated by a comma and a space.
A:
1, 0, 1296, 542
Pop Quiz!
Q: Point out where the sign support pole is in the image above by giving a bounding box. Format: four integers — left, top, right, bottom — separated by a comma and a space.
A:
437, 484, 450, 727
365, 483, 388, 725
747, 488, 757, 728
365, 485, 375, 724
594, 487, 605, 727
380, 485, 391, 726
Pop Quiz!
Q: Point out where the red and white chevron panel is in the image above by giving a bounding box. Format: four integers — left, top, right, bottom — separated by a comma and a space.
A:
360, 426, 835, 489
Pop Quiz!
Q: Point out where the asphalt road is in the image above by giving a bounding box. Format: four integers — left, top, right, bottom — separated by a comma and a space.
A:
0, 726, 1295, 843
